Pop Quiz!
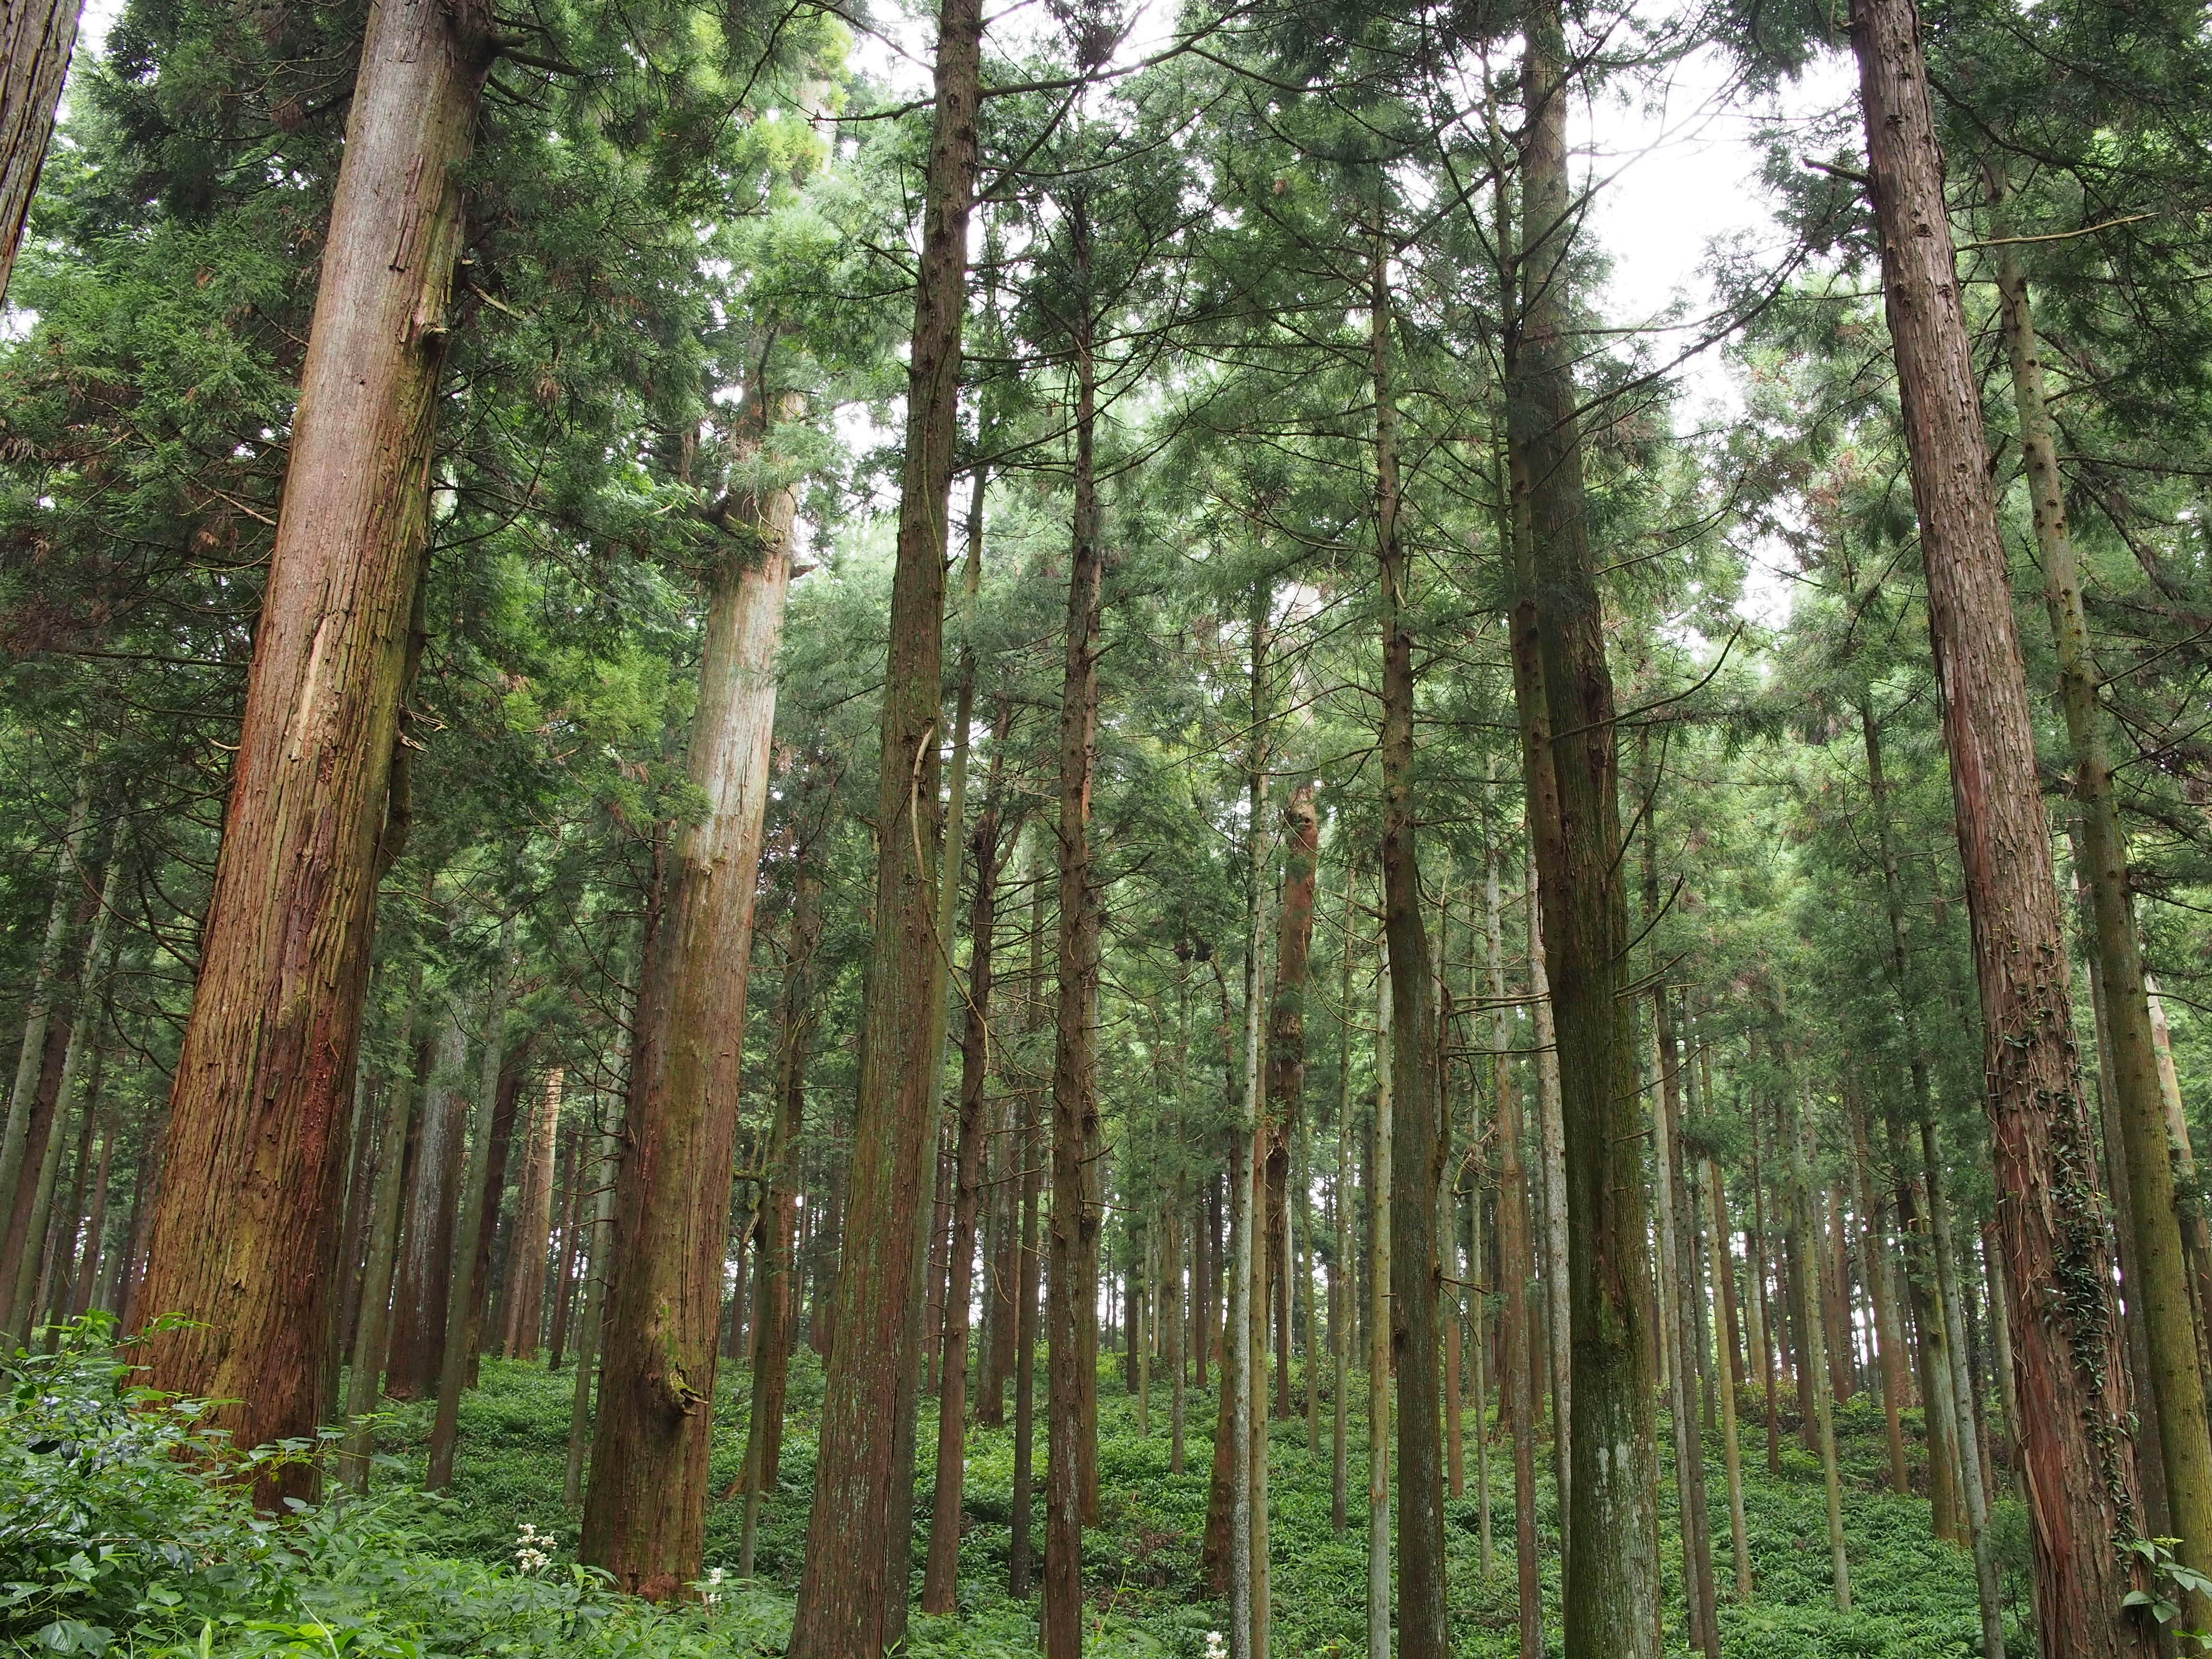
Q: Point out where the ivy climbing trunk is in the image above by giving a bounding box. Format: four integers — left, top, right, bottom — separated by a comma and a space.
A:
1849, 0, 2150, 1646
125, 0, 490, 1504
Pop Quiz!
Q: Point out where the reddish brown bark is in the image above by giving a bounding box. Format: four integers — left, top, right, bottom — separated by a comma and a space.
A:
502, 1069, 563, 1359
0, 0, 84, 301
126, 0, 490, 1501
784, 0, 980, 1635
1850, 0, 2151, 1645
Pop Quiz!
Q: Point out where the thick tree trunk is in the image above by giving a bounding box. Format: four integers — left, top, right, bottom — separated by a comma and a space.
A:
785, 0, 979, 1640
1852, 1104, 1912, 1495
1850, 0, 2149, 1646
1992, 187, 2212, 1617
126, 0, 489, 1498
582, 384, 795, 1596
0, 0, 85, 300
1043, 264, 1106, 1659
1509, 7, 1657, 1649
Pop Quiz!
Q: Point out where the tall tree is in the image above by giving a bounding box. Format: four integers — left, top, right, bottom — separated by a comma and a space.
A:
125, 0, 493, 1499
784, 0, 982, 1638
1849, 0, 2151, 1647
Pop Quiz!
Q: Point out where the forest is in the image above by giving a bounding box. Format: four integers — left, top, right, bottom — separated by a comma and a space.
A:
2, 0, 2212, 1646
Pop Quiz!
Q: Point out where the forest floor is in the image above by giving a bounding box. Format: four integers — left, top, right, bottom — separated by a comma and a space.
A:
326, 1355, 2011, 1659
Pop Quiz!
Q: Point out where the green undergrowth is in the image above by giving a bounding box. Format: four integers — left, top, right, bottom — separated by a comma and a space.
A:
3, 1320, 2005, 1657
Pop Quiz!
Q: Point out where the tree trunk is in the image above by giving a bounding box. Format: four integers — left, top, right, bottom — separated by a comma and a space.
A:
922, 724, 1010, 1612
427, 923, 518, 1490
785, 0, 979, 1638
1990, 179, 2212, 1619
1332, 911, 1353, 1537
0, 0, 86, 300
387, 1009, 467, 1400
0, 773, 90, 1304
1367, 236, 1449, 1659
127, 0, 490, 1500
735, 796, 826, 1566
1043, 251, 1106, 1659
545, 1128, 583, 1368
1849, 0, 2150, 1645
1009, 833, 1048, 1601
340, 976, 426, 1489
1852, 1102, 1912, 1496
1491, 841, 1543, 1659
1509, 6, 1658, 1649
1786, 1089, 1851, 1611
565, 1122, 621, 1508
1367, 934, 1394, 1659
4, 861, 113, 1344
502, 1069, 563, 1360
1705, 1158, 1753, 1600
582, 379, 795, 1596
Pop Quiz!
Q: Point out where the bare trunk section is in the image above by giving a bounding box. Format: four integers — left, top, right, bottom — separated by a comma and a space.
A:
339, 971, 426, 1489
1510, 7, 1658, 1649
387, 1010, 467, 1400
1849, 0, 2148, 1645
786, 0, 979, 1642
427, 921, 517, 1490
582, 382, 795, 1595
128, 0, 489, 1501
736, 794, 826, 1571
1368, 934, 1394, 1659
1370, 241, 1448, 1659
1043, 249, 1106, 1659
0, 0, 86, 300
922, 715, 1011, 1612
502, 1069, 564, 1360
1490, 841, 1543, 1659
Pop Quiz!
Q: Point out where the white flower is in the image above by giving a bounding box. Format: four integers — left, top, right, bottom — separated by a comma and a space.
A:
515, 1522, 554, 1574
1204, 1632, 1228, 1659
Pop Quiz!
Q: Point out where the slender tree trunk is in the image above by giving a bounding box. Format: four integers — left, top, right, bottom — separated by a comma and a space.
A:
502, 1068, 562, 1360
1509, 7, 1658, 1649
584, 378, 795, 1595
1333, 912, 1353, 1537
427, 923, 517, 1489
1368, 935, 1394, 1659
0, 772, 90, 1302
922, 730, 1010, 1612
1168, 1197, 1187, 1474
1043, 262, 1106, 1659
7, 861, 117, 1345
1491, 841, 1543, 1659
1705, 1158, 1753, 1600
1656, 1001, 1719, 1656
1852, 1103, 1911, 1495
1370, 237, 1449, 1659
127, 0, 490, 1499
1925, 1117, 2007, 1657
65, 1110, 112, 1322
1747, 1111, 1783, 1482
546, 1129, 583, 1368
1850, 0, 2150, 1645
387, 1010, 466, 1400
1010, 836, 1047, 1601
1787, 1089, 1851, 1611
565, 1121, 621, 1509
736, 812, 825, 1565
340, 976, 425, 1489
786, 0, 979, 1637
